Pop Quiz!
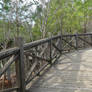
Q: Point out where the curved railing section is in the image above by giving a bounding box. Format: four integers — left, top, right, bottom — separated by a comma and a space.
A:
0, 33, 92, 92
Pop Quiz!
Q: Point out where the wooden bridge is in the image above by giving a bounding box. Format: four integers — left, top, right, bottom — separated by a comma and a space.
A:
0, 33, 92, 92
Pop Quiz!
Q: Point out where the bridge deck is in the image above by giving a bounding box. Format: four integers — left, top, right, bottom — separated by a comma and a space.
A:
27, 48, 92, 92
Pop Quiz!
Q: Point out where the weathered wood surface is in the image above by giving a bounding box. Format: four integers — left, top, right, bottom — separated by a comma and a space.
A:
0, 33, 92, 60
0, 33, 92, 92
15, 37, 26, 92
0, 55, 18, 77
27, 48, 92, 92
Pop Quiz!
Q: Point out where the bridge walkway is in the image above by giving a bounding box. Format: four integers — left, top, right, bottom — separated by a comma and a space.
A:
27, 48, 92, 92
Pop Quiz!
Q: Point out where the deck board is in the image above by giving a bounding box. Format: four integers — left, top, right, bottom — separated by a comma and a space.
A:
28, 48, 92, 92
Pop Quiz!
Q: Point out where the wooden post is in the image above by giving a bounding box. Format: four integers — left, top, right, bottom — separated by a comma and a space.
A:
83, 35, 86, 48
60, 34, 63, 54
49, 39, 52, 64
75, 34, 78, 50
15, 37, 26, 92
90, 35, 92, 46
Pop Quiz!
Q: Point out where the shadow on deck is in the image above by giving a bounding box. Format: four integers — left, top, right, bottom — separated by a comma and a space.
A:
27, 48, 92, 92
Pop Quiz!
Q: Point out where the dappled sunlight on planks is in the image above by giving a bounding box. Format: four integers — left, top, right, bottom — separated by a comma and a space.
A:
28, 48, 92, 92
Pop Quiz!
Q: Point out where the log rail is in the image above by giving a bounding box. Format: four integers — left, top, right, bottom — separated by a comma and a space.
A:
0, 33, 92, 92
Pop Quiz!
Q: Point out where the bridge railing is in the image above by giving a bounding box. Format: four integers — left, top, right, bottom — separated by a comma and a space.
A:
24, 35, 62, 85
0, 33, 92, 92
62, 33, 92, 52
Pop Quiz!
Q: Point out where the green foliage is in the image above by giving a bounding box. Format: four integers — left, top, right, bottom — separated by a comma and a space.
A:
44, 0, 91, 34
0, 0, 92, 43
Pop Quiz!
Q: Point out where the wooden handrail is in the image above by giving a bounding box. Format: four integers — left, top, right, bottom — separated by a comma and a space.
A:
0, 47, 19, 60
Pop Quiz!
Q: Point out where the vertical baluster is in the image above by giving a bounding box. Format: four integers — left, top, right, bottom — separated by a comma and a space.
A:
83, 35, 86, 48
49, 39, 52, 64
60, 34, 63, 54
90, 35, 92, 46
75, 34, 78, 50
